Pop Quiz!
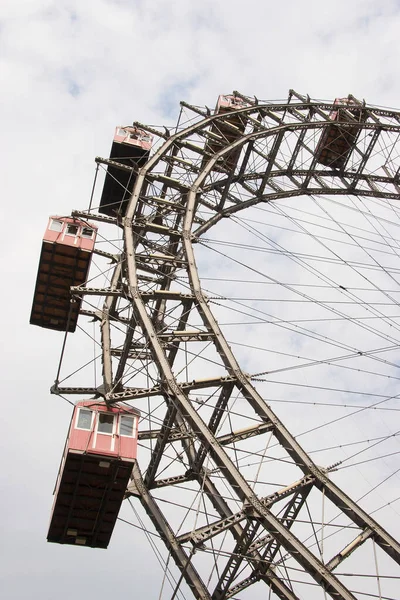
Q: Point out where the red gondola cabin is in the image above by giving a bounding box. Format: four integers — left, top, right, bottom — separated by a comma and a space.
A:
47, 401, 140, 549
203, 95, 249, 172
99, 126, 153, 217
315, 97, 366, 169
30, 217, 97, 332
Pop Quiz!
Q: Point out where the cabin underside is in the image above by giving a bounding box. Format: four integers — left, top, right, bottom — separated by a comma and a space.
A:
202, 108, 247, 172
315, 123, 360, 169
30, 241, 91, 332
47, 451, 134, 549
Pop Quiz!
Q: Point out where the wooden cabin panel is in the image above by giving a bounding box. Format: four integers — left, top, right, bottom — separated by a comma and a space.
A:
69, 426, 93, 453
30, 217, 97, 332
202, 95, 248, 173
39, 244, 91, 272
30, 308, 80, 331
52, 486, 126, 505
51, 507, 121, 525
47, 451, 134, 548
204, 139, 242, 172
316, 130, 357, 168
38, 255, 90, 274
44, 218, 96, 253
69, 402, 140, 461
30, 241, 92, 332
99, 127, 153, 217
30, 302, 81, 332
316, 98, 366, 169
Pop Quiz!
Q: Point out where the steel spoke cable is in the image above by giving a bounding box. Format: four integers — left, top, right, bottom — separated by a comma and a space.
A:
265, 563, 397, 600
228, 339, 400, 382
243, 390, 400, 481
236, 212, 400, 256
275, 451, 400, 567
266, 398, 400, 413
269, 188, 400, 237
355, 195, 400, 262
227, 393, 400, 471
179, 542, 399, 600
221, 431, 400, 466
57, 350, 102, 385
191, 390, 399, 412
254, 196, 400, 246
202, 236, 400, 274
210, 296, 400, 369
219, 297, 400, 306
230, 209, 400, 342
331, 427, 400, 467
223, 436, 400, 482
196, 275, 400, 293
336, 573, 400, 580
200, 314, 400, 325
254, 197, 400, 333
265, 389, 400, 450
310, 194, 400, 308
251, 378, 398, 400
202, 241, 400, 355
126, 500, 188, 600
337, 452, 400, 471
129, 249, 400, 377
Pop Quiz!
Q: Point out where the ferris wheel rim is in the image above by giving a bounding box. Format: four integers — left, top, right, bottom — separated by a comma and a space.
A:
44, 92, 400, 600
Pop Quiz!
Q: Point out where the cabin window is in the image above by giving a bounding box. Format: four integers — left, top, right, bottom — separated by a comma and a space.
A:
76, 408, 92, 430
120, 415, 135, 437
118, 128, 127, 136
81, 227, 94, 239
66, 223, 79, 236
49, 219, 64, 232
98, 413, 114, 434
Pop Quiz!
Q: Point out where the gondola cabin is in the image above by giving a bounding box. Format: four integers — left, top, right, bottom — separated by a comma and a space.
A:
30, 217, 97, 332
98, 126, 153, 217
315, 97, 366, 169
203, 95, 249, 172
47, 401, 140, 549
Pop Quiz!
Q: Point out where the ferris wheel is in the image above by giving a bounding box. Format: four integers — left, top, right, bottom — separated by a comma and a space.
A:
30, 90, 400, 599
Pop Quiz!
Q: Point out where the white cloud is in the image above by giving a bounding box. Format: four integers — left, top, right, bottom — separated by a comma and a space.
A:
2, 1, 400, 598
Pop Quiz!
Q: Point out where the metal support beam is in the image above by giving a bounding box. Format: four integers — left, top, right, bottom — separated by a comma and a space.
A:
100, 262, 122, 395
128, 463, 212, 600
54, 95, 400, 599
326, 528, 373, 571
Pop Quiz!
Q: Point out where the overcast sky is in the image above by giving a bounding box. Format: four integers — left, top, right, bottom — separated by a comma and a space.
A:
2, 1, 400, 599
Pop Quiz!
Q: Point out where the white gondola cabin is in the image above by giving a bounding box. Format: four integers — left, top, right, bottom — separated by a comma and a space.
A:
315, 97, 366, 169
47, 401, 140, 549
30, 217, 97, 332
99, 126, 153, 217
203, 95, 249, 172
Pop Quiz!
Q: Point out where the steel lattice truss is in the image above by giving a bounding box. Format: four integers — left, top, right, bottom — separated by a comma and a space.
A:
54, 90, 400, 599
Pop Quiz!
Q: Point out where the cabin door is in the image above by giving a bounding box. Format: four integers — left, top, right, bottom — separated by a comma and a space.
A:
93, 412, 117, 454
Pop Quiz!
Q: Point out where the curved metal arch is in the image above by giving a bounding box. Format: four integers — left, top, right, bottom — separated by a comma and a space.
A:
126, 104, 400, 247
131, 99, 400, 182
194, 186, 400, 236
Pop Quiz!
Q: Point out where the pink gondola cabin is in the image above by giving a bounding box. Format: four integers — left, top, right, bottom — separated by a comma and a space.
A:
47, 401, 140, 549
30, 216, 97, 332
